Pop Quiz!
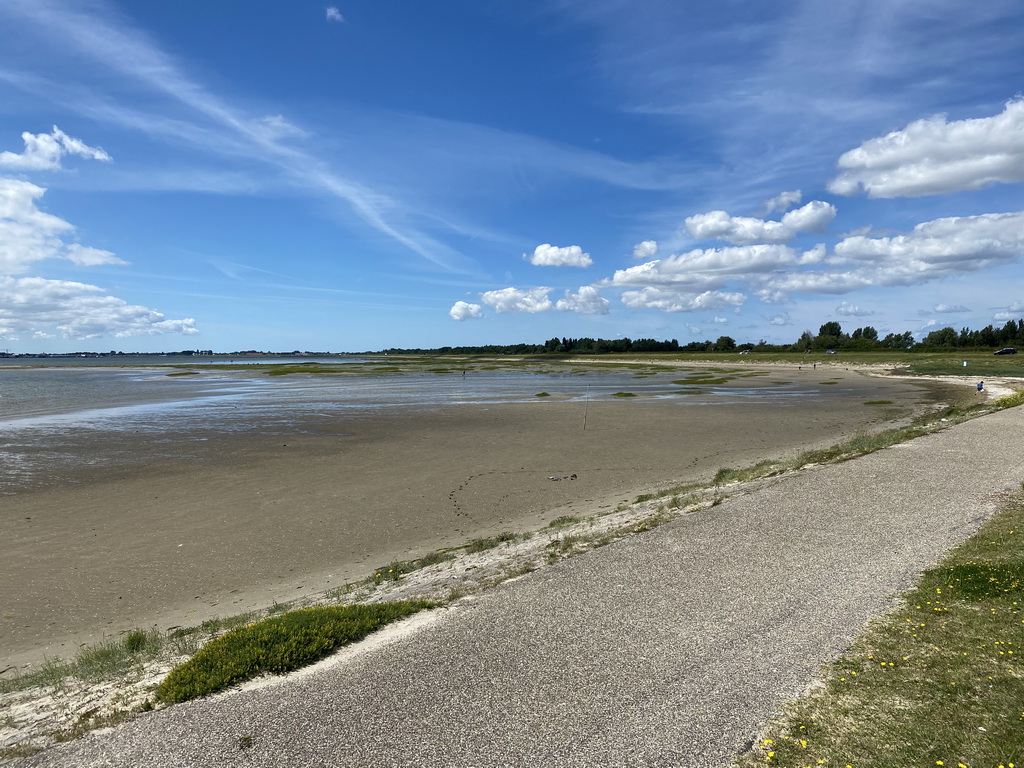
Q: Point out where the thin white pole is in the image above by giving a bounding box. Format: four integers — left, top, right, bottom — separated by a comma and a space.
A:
583, 384, 590, 430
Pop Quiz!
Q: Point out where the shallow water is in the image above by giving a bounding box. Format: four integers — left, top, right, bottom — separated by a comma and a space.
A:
0, 359, 851, 494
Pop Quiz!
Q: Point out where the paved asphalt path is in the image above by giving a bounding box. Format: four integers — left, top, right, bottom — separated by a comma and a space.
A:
21, 405, 1024, 768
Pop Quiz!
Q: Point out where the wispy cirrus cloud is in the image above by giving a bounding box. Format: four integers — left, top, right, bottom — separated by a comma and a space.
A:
0, 0, 471, 271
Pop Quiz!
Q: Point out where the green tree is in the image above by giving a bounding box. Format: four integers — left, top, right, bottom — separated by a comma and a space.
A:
923, 326, 957, 347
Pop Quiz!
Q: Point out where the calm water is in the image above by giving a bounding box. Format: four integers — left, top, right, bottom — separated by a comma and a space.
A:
0, 358, 821, 494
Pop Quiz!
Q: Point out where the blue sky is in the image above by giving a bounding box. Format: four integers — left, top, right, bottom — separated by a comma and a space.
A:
0, 0, 1022, 353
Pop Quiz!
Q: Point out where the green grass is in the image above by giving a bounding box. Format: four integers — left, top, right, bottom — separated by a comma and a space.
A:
545, 515, 582, 529
864, 400, 893, 405
734, 488, 1024, 768
154, 601, 434, 703
611, 391, 637, 397
465, 532, 525, 552
371, 551, 455, 582
0, 628, 168, 695
535, 392, 551, 397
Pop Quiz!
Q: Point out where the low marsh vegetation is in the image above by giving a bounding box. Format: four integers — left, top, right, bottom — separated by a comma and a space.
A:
154, 601, 434, 703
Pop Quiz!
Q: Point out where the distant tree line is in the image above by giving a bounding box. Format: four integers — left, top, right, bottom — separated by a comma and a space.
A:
790, 319, 1023, 352
377, 318, 1022, 357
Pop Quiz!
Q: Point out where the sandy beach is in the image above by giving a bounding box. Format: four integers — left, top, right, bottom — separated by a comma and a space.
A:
0, 365, 977, 671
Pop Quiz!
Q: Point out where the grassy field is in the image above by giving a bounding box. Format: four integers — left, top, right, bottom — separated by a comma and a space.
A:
734, 487, 1024, 768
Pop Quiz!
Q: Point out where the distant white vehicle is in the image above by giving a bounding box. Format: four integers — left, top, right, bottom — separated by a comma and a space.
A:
825, 349, 836, 354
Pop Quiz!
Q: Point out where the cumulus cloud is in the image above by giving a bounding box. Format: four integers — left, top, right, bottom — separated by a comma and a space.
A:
0, 276, 198, 340
761, 211, 1024, 298
828, 99, 1024, 198
526, 243, 593, 268
325, 6, 344, 22
835, 301, 872, 317
993, 300, 1024, 322
685, 201, 836, 244
1, 179, 127, 273
0, 177, 197, 340
609, 243, 820, 290
480, 287, 553, 314
760, 190, 802, 216
449, 301, 483, 321
769, 313, 791, 326
632, 240, 657, 259
555, 286, 609, 315
713, 316, 728, 323
933, 304, 970, 313
0, 127, 110, 171
620, 288, 745, 313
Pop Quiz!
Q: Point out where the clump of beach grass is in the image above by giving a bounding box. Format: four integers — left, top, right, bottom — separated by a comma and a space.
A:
545, 515, 582, 529
465, 531, 526, 553
371, 550, 455, 583
734, 487, 1024, 768
154, 601, 434, 703
0, 628, 166, 695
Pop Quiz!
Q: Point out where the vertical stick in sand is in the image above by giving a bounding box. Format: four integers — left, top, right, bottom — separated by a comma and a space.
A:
583, 384, 590, 430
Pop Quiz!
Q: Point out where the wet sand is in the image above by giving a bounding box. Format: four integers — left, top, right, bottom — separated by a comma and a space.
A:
0, 367, 969, 670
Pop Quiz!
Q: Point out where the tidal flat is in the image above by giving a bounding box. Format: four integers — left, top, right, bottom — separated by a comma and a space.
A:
0, 358, 969, 671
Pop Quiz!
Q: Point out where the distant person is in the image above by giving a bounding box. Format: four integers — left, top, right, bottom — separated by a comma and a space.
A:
978, 381, 984, 392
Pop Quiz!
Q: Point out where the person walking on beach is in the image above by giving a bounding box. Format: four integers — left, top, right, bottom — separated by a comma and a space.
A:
978, 381, 984, 392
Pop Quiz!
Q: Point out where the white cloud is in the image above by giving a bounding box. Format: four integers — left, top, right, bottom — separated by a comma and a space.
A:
64, 243, 125, 267
620, 288, 745, 313
828, 99, 1024, 198
933, 304, 970, 313
480, 287, 553, 314
448, 301, 484, 321
325, 7, 344, 23
555, 286, 609, 315
685, 201, 836, 244
526, 243, 593, 268
0, 126, 110, 171
713, 316, 728, 323
252, 115, 307, 141
609, 243, 818, 290
0, 276, 198, 340
632, 240, 657, 259
769, 313, 791, 326
0, 177, 193, 340
762, 210, 1024, 298
760, 190, 802, 216
993, 300, 1024, 322
835, 301, 872, 317
0, 178, 126, 273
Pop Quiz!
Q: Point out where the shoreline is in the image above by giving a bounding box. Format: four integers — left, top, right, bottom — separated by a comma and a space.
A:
0, 365, 993, 671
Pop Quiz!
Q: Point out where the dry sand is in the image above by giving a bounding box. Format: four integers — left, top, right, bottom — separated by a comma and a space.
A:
0, 366, 977, 671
